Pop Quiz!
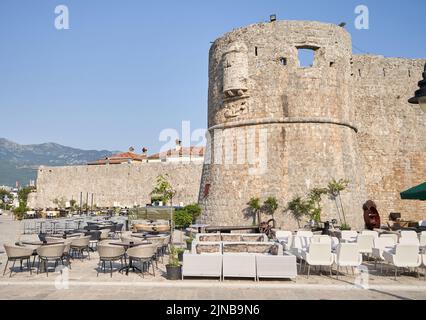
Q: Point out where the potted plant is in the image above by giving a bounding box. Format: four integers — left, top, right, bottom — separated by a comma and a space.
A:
340, 223, 352, 231
186, 236, 194, 250
166, 246, 182, 280
176, 247, 185, 262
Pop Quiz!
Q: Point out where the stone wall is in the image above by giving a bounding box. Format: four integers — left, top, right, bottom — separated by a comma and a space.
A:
28, 163, 203, 209
199, 20, 426, 229
29, 20, 426, 229
352, 55, 426, 222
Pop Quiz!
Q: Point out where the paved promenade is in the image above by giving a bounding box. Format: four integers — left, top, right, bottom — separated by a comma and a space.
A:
0, 214, 425, 300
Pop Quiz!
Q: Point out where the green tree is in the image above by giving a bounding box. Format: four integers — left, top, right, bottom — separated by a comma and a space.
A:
286, 196, 314, 228
174, 208, 193, 228
307, 188, 328, 223
263, 197, 279, 227
151, 174, 176, 235
53, 197, 67, 209
17, 186, 35, 208
151, 175, 176, 206
69, 199, 77, 211
0, 188, 12, 201
327, 178, 350, 226
183, 203, 202, 223
247, 197, 261, 225
0, 188, 12, 210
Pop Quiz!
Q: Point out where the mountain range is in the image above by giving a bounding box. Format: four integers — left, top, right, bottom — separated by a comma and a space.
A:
0, 138, 117, 187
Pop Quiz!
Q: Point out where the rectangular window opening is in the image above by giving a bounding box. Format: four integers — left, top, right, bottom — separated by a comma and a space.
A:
297, 48, 316, 68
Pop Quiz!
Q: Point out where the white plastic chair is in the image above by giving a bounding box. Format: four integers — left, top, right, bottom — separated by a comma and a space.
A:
419, 233, 426, 249
361, 230, 379, 239
296, 231, 313, 238
380, 233, 398, 244
333, 243, 362, 278
331, 237, 340, 251
301, 242, 334, 277
383, 244, 421, 280
275, 231, 293, 251
422, 253, 426, 280
312, 235, 331, 244
400, 230, 418, 239
291, 235, 311, 267
399, 237, 420, 246
372, 237, 396, 273
341, 231, 358, 243
357, 234, 375, 258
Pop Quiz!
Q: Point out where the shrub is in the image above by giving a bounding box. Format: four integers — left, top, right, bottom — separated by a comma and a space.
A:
183, 203, 202, 222
340, 223, 352, 231
174, 209, 193, 228
13, 205, 28, 220
186, 236, 194, 245
167, 246, 181, 267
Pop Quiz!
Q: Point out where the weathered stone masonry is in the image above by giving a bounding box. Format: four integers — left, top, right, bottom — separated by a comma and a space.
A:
198, 20, 426, 229
28, 163, 203, 208
29, 20, 426, 229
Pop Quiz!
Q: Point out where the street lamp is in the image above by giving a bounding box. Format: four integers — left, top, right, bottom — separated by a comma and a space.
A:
408, 63, 426, 113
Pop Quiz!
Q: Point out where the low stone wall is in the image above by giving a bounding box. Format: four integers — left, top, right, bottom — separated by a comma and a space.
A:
28, 163, 203, 209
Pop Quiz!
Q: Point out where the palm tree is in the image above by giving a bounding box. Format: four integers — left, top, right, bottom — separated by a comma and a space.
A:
286, 197, 313, 229
327, 178, 350, 225
263, 197, 279, 228
247, 198, 261, 225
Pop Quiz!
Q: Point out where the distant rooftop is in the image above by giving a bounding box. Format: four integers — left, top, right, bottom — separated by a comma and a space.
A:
87, 144, 205, 165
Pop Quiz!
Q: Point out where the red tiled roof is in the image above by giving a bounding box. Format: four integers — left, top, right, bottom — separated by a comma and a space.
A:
109, 152, 146, 160
87, 152, 147, 165
88, 147, 204, 165
147, 147, 205, 160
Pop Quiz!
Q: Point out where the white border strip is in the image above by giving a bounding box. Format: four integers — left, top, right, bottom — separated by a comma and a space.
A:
0, 281, 425, 291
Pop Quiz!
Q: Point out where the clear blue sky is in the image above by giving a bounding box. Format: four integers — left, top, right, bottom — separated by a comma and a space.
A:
0, 0, 425, 153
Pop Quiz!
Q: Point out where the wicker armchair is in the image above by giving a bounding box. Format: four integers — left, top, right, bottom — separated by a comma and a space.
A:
70, 236, 91, 260
3, 244, 34, 277
126, 245, 157, 277
36, 244, 66, 277
97, 245, 126, 277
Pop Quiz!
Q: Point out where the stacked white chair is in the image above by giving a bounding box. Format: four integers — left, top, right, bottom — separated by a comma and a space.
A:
291, 232, 312, 271
331, 237, 340, 251
380, 233, 398, 244
341, 231, 358, 243
361, 230, 379, 239
275, 231, 293, 251
399, 237, 420, 246
400, 230, 418, 239
357, 234, 375, 259
301, 242, 334, 277
372, 237, 396, 273
311, 235, 331, 244
383, 244, 421, 280
333, 243, 362, 278
419, 232, 426, 251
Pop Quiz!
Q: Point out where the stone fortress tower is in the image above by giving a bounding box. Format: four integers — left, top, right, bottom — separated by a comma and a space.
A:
199, 20, 426, 230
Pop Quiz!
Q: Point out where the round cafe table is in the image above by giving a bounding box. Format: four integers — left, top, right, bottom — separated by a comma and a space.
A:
109, 241, 152, 275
